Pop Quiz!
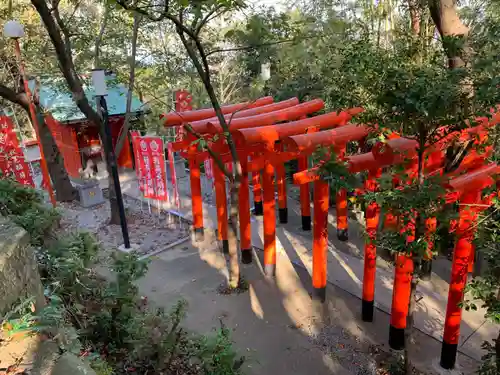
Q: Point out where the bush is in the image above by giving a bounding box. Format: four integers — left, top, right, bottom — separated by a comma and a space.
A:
36, 232, 244, 375
0, 178, 60, 246
0, 178, 245, 374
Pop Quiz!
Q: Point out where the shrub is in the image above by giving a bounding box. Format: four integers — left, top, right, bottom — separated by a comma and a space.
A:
0, 178, 60, 246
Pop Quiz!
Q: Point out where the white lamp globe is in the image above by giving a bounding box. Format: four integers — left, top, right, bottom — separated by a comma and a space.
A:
91, 68, 108, 96
260, 62, 271, 81
3, 20, 25, 39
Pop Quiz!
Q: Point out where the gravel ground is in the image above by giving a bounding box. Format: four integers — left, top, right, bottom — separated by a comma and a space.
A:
59, 194, 190, 257
307, 322, 379, 375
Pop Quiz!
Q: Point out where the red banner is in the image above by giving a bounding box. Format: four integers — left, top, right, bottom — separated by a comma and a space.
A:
204, 158, 213, 180
149, 137, 168, 201
174, 90, 193, 140
205, 159, 232, 181
174, 90, 193, 112
134, 136, 168, 201
0, 116, 34, 187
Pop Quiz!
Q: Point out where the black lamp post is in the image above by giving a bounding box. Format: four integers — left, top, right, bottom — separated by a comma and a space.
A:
92, 69, 130, 249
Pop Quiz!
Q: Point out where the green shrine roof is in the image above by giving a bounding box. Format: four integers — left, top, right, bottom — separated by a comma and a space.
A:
28, 73, 145, 123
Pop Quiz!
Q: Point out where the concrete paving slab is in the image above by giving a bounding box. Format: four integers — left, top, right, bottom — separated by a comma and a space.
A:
135, 242, 354, 375
113, 170, 493, 363
131, 237, 478, 375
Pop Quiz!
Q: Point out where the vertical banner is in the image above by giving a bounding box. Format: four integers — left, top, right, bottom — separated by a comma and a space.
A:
204, 158, 213, 180
134, 136, 168, 201
167, 142, 180, 208
149, 137, 168, 201
132, 133, 146, 193
174, 89, 193, 112
204, 158, 214, 191
174, 90, 193, 140
0, 116, 34, 187
137, 137, 154, 198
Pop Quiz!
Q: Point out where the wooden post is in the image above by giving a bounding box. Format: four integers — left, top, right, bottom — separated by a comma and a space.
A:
440, 191, 480, 369
298, 156, 311, 230
313, 179, 329, 302
263, 162, 276, 276
362, 170, 380, 321
188, 147, 204, 241
239, 156, 252, 263
389, 254, 413, 350
252, 171, 263, 215
214, 160, 229, 253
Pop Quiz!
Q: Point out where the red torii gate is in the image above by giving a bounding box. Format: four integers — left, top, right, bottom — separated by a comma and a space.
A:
232, 109, 364, 275
163, 96, 499, 372
285, 123, 369, 241
164, 97, 276, 240
291, 119, 498, 371
166, 98, 310, 241
161, 96, 274, 125
440, 163, 500, 369
293, 149, 498, 370
183, 99, 325, 255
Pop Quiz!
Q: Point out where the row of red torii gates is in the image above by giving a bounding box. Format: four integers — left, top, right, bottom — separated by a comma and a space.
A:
162, 96, 500, 370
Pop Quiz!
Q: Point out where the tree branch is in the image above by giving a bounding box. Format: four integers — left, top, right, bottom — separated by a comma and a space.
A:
184, 124, 230, 178
0, 83, 29, 110
205, 35, 319, 57
31, 0, 101, 127
95, 2, 110, 68
114, 12, 141, 157
66, 0, 83, 26
51, 0, 72, 57
194, 5, 223, 36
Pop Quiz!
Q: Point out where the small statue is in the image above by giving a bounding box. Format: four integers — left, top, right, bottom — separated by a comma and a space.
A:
78, 159, 98, 182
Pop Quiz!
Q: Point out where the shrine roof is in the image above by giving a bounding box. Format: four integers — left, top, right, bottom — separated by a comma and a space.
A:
28, 72, 145, 123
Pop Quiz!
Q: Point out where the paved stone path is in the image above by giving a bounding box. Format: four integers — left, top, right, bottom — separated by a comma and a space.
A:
94, 167, 486, 374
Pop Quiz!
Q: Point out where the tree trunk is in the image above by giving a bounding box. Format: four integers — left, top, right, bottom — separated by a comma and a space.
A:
404, 274, 419, 375
94, 3, 110, 68
114, 13, 141, 158
496, 329, 500, 372
228, 183, 241, 288
377, 15, 382, 49
175, 29, 243, 288
408, 0, 421, 36
98, 115, 122, 225
428, 0, 470, 69
403, 148, 425, 374
36, 109, 77, 201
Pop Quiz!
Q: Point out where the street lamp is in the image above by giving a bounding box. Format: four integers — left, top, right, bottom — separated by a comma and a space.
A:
260, 62, 271, 82
3, 20, 56, 206
91, 69, 131, 249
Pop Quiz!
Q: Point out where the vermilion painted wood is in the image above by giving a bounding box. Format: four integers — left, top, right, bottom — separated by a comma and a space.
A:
239, 156, 252, 256
214, 159, 228, 243
361, 168, 381, 322
263, 162, 277, 276
161, 96, 273, 126
195, 100, 325, 134
188, 145, 203, 233
233, 108, 363, 148
312, 180, 329, 301
446, 163, 500, 197
441, 190, 482, 368
284, 123, 369, 153
190, 98, 300, 128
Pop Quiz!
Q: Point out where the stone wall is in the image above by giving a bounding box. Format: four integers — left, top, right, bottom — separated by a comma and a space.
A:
0, 217, 96, 375
0, 216, 45, 315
